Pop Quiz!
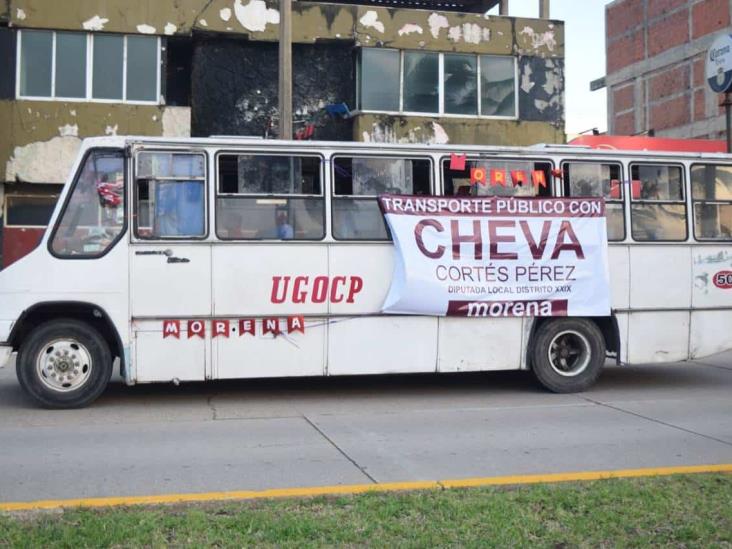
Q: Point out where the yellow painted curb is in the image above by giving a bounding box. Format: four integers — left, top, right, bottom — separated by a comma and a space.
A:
1, 463, 730, 512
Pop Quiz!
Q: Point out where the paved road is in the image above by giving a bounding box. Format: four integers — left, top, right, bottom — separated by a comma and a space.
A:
1, 354, 731, 503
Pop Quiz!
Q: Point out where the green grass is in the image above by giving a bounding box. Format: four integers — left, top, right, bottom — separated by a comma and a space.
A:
1, 474, 731, 548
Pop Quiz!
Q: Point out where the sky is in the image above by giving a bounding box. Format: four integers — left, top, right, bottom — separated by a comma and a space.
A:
491, 0, 615, 136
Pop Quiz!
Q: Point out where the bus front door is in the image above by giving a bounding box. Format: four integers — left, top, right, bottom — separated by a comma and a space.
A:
129, 150, 211, 383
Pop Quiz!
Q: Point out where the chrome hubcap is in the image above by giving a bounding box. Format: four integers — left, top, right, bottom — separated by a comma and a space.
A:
547, 330, 591, 377
36, 339, 92, 392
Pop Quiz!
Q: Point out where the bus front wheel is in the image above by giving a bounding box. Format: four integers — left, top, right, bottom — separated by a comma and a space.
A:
16, 319, 113, 409
530, 318, 605, 393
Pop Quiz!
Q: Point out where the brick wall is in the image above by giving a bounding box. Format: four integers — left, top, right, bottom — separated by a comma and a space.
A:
605, 0, 732, 138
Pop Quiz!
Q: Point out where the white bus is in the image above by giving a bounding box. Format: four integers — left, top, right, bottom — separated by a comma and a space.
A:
1, 136, 731, 408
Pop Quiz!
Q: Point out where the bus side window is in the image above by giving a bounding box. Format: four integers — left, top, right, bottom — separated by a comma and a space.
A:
215, 153, 324, 241
50, 149, 125, 257
442, 158, 552, 197
629, 163, 687, 242
134, 152, 206, 239
562, 161, 625, 241
691, 164, 732, 241
332, 156, 432, 241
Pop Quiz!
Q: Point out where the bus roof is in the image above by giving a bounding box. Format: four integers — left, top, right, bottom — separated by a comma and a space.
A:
568, 135, 728, 154
81, 135, 732, 161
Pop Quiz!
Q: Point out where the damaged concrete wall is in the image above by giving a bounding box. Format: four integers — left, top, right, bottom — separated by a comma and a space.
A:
0, 101, 191, 183
191, 38, 353, 140
4, 0, 565, 154
8, 1, 563, 57
354, 114, 563, 146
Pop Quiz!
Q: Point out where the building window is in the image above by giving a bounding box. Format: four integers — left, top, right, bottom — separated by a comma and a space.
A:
562, 162, 625, 241
134, 152, 207, 239
358, 48, 517, 118
630, 163, 687, 242
332, 156, 432, 240
5, 195, 58, 227
480, 55, 515, 117
444, 54, 478, 115
17, 29, 160, 103
359, 48, 400, 112
216, 153, 324, 241
691, 164, 732, 241
403, 51, 439, 113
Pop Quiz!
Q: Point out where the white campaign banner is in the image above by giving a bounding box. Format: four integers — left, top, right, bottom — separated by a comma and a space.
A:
378, 195, 611, 317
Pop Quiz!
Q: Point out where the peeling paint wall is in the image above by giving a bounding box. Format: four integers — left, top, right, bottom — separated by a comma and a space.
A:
518, 56, 564, 126
354, 114, 564, 147
3, 0, 564, 164
8, 1, 563, 57
0, 101, 191, 183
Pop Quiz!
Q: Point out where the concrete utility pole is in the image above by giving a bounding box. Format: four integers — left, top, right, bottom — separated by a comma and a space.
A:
725, 92, 732, 153
278, 0, 293, 140
499, 0, 509, 15
539, 0, 550, 18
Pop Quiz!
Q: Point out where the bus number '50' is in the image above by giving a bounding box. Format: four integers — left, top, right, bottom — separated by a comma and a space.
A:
713, 270, 732, 289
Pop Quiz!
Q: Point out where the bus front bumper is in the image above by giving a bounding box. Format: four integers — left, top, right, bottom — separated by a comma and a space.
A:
0, 320, 13, 368
0, 346, 11, 369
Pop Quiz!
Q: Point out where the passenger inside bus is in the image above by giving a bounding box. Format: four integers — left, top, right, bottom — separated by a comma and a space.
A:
216, 153, 324, 240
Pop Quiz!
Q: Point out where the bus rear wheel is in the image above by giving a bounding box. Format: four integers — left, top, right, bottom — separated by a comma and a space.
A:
16, 319, 112, 409
530, 318, 605, 393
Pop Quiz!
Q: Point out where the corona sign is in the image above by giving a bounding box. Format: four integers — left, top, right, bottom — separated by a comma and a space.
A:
706, 34, 732, 93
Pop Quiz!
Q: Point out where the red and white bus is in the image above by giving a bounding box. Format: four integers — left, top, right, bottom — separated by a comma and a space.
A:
1, 136, 731, 408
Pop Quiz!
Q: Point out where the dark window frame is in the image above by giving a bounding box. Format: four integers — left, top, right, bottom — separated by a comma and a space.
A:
132, 148, 210, 241
690, 162, 732, 242
629, 161, 688, 243
560, 159, 626, 242
48, 147, 128, 260
214, 150, 326, 242
331, 153, 434, 242
4, 194, 59, 228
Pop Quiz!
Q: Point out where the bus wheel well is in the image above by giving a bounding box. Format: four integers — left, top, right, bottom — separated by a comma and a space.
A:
9, 302, 124, 371
529, 315, 620, 363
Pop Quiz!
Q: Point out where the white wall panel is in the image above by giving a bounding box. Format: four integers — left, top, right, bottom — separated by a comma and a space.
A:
130, 245, 212, 317
214, 319, 326, 379
328, 316, 437, 375
627, 311, 689, 364
212, 244, 328, 316
328, 244, 393, 315
690, 310, 732, 359
629, 246, 691, 308
438, 317, 522, 372
608, 245, 630, 310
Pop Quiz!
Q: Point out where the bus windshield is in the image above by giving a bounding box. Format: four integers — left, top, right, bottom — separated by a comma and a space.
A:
50, 149, 126, 257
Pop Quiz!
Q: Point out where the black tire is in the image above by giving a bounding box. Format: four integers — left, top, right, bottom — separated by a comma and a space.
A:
16, 319, 112, 409
530, 318, 606, 393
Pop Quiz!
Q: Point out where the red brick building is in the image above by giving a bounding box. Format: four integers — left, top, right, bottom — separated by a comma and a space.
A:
605, 0, 732, 138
